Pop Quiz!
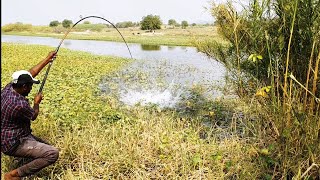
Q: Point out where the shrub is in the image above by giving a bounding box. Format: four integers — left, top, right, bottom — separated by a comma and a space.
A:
49, 20, 60, 27
1, 23, 33, 32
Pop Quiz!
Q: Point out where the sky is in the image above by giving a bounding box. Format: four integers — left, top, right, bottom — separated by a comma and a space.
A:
1, 0, 222, 26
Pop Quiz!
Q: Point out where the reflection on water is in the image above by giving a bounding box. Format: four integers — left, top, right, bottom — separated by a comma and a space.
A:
63, 40, 71, 46
140, 44, 161, 51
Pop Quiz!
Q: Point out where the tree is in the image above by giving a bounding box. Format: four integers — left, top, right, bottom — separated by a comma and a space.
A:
168, 19, 177, 26
140, 14, 162, 31
83, 21, 91, 24
181, 21, 189, 29
49, 20, 60, 27
62, 19, 73, 28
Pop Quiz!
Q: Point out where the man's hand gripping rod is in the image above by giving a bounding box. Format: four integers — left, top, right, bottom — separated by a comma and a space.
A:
38, 51, 57, 93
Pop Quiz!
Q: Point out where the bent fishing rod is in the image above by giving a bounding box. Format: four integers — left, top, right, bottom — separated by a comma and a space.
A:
38, 15, 133, 93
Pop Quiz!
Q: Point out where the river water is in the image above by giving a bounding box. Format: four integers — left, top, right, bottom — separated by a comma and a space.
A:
2, 35, 226, 108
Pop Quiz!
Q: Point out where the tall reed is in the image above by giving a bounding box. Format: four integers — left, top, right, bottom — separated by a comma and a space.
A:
195, 0, 320, 178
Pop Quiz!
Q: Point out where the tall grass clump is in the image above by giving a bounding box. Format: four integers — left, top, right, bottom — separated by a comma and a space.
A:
1, 22, 33, 32
195, 0, 320, 178
72, 23, 105, 32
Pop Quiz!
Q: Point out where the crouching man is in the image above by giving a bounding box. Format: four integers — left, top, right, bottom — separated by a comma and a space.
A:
1, 51, 59, 180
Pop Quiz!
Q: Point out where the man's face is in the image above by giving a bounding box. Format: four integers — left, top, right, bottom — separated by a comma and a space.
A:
22, 83, 33, 96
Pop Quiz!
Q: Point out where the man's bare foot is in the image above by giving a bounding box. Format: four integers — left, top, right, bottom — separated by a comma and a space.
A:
4, 169, 21, 180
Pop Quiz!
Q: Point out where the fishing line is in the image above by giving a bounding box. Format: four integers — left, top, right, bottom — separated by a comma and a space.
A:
38, 15, 133, 93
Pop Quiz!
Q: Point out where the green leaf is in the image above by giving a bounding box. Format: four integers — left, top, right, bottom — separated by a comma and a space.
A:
192, 155, 202, 165
265, 86, 272, 92
248, 54, 254, 60
253, 56, 257, 62
248, 53, 263, 62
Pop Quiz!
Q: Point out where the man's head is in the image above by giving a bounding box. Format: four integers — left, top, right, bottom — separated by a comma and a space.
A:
12, 70, 40, 96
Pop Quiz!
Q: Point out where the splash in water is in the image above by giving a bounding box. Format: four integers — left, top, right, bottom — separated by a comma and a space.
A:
119, 80, 183, 108
99, 58, 225, 108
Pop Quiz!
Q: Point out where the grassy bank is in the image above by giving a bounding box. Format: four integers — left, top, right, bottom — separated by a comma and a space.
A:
2, 26, 227, 47
1, 43, 270, 179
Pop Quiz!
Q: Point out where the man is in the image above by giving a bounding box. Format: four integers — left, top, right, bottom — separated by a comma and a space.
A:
1, 51, 59, 180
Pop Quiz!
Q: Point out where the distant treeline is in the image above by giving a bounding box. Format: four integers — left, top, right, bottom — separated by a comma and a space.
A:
1, 14, 214, 33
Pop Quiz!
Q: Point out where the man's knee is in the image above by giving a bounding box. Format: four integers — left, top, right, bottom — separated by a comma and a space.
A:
46, 148, 59, 164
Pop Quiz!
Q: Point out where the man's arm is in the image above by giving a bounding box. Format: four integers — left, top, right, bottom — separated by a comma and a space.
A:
32, 93, 43, 120
32, 104, 40, 120
28, 51, 57, 78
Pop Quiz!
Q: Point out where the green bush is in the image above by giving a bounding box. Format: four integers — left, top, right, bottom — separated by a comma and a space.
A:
72, 23, 105, 32
49, 20, 60, 27
1, 23, 33, 32
62, 19, 73, 28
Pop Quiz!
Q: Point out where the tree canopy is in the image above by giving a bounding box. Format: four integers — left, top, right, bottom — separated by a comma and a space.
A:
49, 20, 60, 27
181, 21, 189, 29
168, 19, 178, 26
62, 19, 73, 28
140, 15, 162, 30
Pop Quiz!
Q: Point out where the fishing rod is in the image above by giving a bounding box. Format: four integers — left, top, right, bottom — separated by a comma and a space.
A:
38, 15, 133, 93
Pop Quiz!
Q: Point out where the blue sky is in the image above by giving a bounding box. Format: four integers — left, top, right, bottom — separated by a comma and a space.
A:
1, 0, 223, 26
